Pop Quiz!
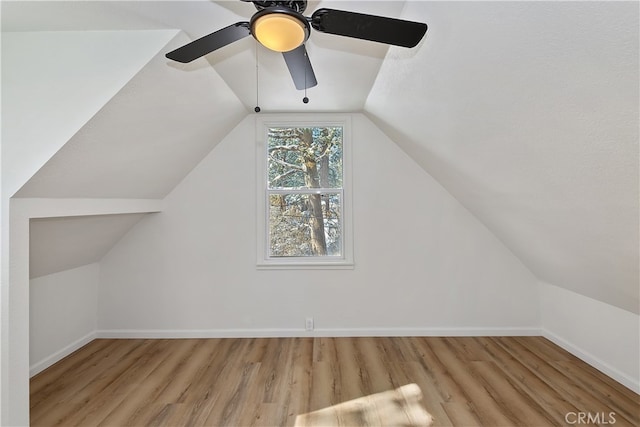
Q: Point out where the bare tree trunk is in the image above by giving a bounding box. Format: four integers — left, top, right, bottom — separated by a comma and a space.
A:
307, 194, 326, 255
300, 128, 327, 255
319, 155, 331, 216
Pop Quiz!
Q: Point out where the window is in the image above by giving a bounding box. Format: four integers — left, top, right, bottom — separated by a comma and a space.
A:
257, 115, 353, 268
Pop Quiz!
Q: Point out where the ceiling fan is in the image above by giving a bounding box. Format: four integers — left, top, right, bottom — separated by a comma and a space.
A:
165, 0, 428, 90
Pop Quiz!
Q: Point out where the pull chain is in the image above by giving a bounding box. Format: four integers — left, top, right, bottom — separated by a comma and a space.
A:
254, 41, 261, 113
303, 50, 309, 104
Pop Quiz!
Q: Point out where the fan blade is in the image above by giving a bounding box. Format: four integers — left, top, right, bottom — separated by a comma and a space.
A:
311, 8, 427, 48
166, 22, 251, 63
282, 44, 318, 90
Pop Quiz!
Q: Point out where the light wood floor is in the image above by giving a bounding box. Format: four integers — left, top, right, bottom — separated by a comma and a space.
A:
31, 337, 639, 426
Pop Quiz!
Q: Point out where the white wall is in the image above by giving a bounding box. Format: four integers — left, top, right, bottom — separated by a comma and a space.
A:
1, 29, 175, 425
98, 114, 540, 336
540, 282, 640, 393
6, 199, 162, 426
30, 263, 99, 377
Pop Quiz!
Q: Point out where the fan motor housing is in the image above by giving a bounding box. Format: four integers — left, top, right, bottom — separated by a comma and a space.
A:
252, 0, 307, 13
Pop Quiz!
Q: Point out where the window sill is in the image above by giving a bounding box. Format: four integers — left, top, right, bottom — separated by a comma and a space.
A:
257, 261, 355, 270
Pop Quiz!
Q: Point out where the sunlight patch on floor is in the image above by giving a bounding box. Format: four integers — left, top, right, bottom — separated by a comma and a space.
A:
294, 383, 434, 426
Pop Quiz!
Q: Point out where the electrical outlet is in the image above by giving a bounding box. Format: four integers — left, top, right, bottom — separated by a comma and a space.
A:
305, 317, 314, 331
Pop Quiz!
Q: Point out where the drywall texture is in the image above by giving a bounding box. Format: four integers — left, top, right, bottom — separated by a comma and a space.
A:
98, 114, 539, 333
30, 263, 99, 374
1, 30, 178, 198
1, 29, 174, 425
30, 214, 145, 279
366, 1, 639, 314
14, 31, 247, 199
540, 282, 640, 393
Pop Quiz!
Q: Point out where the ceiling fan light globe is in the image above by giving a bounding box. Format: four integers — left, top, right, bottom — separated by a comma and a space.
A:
253, 13, 307, 52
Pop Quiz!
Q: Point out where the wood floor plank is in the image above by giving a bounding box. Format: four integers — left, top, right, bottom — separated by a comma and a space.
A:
443, 337, 492, 362
204, 361, 262, 426
32, 339, 159, 426
30, 339, 116, 399
404, 360, 454, 427
427, 337, 520, 426
63, 340, 171, 426
30, 339, 142, 422
97, 339, 209, 426
353, 337, 397, 395
282, 338, 314, 425
441, 402, 483, 426
31, 337, 639, 427
493, 337, 638, 427
480, 337, 581, 425
408, 337, 469, 405
334, 337, 368, 401
551, 360, 640, 426
469, 360, 555, 426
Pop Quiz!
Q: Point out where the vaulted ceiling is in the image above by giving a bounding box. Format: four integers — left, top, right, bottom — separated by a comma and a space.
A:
2, 1, 638, 313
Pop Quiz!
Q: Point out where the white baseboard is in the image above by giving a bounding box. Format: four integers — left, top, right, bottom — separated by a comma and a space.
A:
96, 326, 540, 339
542, 329, 640, 394
30, 331, 97, 377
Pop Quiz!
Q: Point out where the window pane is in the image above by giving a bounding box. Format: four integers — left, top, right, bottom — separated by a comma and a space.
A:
267, 127, 343, 189
269, 193, 342, 257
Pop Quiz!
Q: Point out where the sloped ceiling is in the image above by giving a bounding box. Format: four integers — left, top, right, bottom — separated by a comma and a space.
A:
15, 31, 247, 198
1, 29, 179, 197
366, 1, 639, 313
3, 1, 638, 313
30, 214, 146, 279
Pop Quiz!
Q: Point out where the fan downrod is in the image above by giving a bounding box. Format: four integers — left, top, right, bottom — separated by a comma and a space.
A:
252, 0, 307, 14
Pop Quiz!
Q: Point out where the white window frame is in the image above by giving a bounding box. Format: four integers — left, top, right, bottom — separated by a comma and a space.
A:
256, 114, 353, 269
